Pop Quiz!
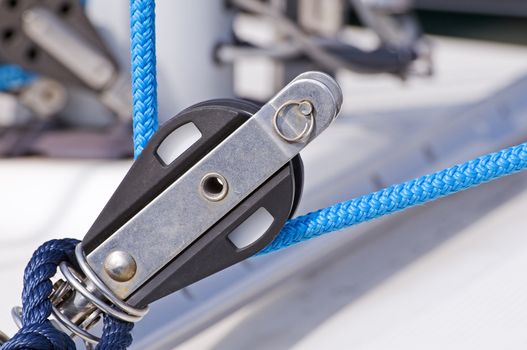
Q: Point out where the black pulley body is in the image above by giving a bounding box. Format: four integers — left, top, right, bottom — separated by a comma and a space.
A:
57, 73, 341, 341
83, 99, 304, 306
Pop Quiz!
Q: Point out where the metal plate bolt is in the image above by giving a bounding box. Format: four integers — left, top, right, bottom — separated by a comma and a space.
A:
104, 251, 137, 282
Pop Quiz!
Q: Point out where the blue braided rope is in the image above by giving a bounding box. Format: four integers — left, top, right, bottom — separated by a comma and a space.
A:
130, 0, 158, 158
0, 65, 35, 92
97, 316, 134, 350
0, 239, 134, 350
260, 141, 527, 254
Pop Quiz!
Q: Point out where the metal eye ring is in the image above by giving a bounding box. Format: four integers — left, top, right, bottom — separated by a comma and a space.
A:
272, 100, 315, 143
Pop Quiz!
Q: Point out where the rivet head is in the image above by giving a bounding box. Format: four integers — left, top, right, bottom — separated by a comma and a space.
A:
104, 251, 137, 282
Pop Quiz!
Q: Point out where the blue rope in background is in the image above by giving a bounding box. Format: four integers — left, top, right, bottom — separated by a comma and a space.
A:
130, 0, 158, 158
0, 0, 86, 93
0, 65, 35, 92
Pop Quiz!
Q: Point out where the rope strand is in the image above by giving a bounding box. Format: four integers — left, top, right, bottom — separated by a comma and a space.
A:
130, 0, 159, 158
260, 141, 527, 254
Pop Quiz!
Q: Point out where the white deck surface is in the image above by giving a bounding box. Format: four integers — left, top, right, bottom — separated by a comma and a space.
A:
0, 36, 527, 349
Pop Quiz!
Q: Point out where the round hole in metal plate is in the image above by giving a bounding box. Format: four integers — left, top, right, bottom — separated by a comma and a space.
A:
200, 173, 228, 201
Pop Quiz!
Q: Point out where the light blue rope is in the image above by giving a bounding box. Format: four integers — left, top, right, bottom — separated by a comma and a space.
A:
260, 142, 527, 254
130, 0, 158, 158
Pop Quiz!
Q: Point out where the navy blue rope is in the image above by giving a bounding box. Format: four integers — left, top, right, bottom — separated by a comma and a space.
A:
1, 239, 78, 350
0, 240, 133, 350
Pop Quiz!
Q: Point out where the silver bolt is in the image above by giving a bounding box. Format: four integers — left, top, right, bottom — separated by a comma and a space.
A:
104, 251, 137, 282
